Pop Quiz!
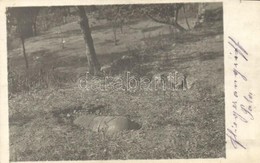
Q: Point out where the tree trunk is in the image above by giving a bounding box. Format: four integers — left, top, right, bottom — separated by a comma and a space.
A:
174, 8, 179, 23
113, 25, 117, 45
77, 6, 100, 75
21, 36, 29, 69
112, 19, 118, 45
183, 6, 191, 30
32, 21, 37, 36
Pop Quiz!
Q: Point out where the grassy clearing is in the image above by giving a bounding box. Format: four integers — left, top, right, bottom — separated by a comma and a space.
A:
8, 15, 225, 160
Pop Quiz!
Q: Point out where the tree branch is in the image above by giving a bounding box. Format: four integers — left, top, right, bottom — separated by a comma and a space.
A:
146, 13, 186, 32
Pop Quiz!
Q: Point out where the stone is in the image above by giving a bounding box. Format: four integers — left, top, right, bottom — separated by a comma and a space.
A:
101, 64, 112, 75
73, 115, 141, 135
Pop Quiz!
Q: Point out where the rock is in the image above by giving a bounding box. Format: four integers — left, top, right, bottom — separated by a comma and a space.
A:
121, 55, 134, 60
73, 115, 141, 135
101, 64, 112, 75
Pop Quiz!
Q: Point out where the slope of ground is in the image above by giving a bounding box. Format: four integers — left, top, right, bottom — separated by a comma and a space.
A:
8, 16, 225, 160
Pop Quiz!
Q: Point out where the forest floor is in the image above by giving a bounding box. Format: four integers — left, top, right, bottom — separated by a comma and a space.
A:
8, 15, 225, 160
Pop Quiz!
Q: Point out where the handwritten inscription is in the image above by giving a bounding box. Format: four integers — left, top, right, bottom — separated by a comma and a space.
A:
226, 36, 254, 149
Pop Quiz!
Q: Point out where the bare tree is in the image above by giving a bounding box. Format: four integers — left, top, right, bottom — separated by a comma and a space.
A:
77, 6, 100, 75
183, 5, 191, 30
6, 7, 40, 69
143, 4, 186, 32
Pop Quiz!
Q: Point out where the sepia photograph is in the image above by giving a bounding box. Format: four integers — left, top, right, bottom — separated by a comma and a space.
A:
6, 2, 225, 161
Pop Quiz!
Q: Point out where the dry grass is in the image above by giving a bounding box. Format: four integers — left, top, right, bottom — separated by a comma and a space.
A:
8, 15, 225, 161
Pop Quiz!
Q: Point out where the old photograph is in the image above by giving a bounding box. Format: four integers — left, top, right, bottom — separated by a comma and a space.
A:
7, 3, 225, 161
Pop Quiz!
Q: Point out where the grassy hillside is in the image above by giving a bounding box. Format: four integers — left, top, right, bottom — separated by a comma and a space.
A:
8, 10, 225, 161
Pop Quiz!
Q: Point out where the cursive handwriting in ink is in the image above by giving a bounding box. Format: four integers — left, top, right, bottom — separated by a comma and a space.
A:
227, 36, 254, 149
